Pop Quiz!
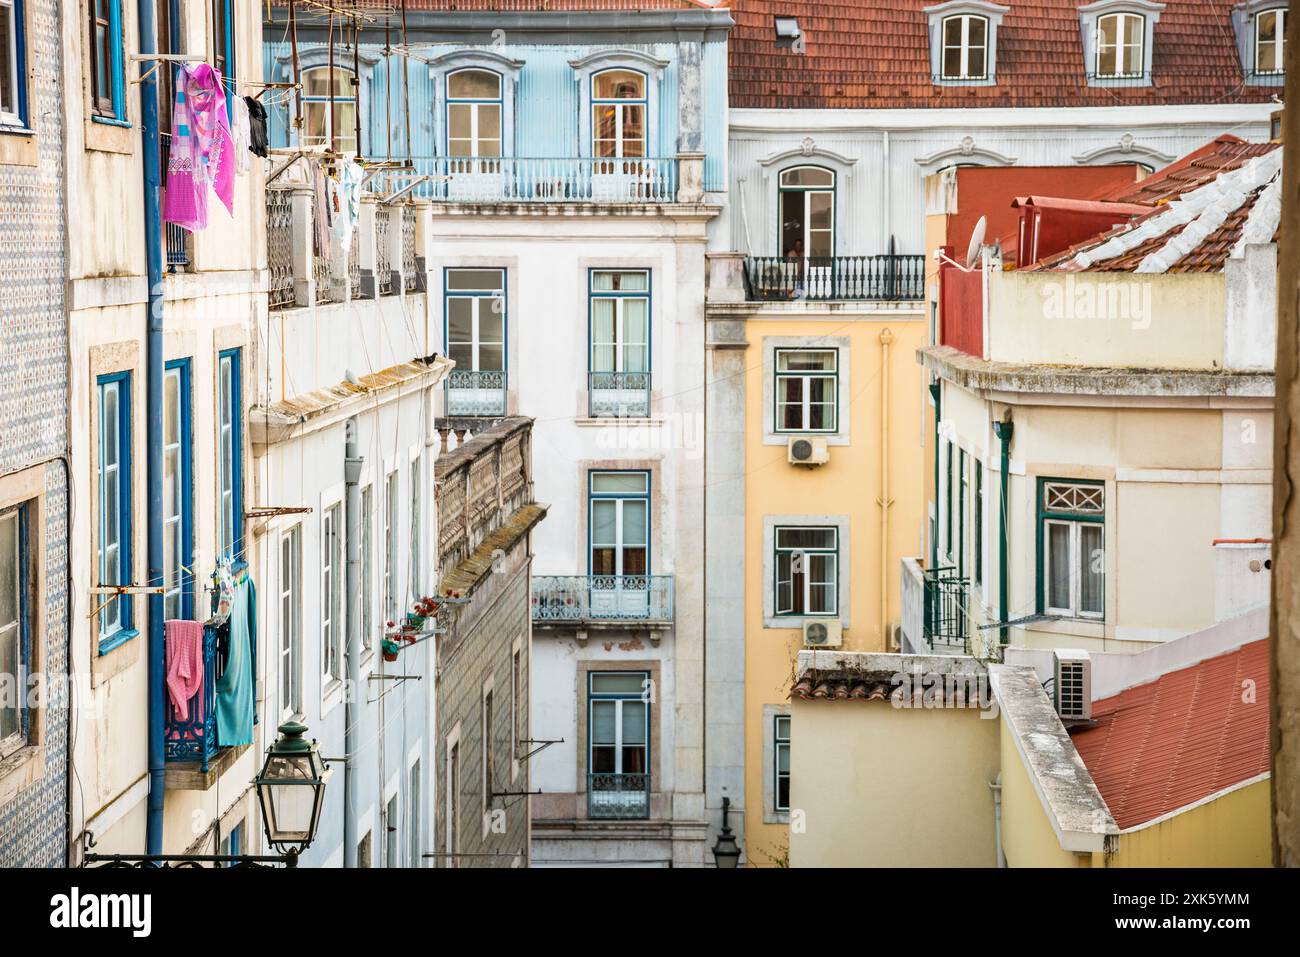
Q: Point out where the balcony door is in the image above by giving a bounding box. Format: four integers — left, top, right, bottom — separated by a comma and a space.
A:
778, 166, 835, 296
589, 471, 649, 618
591, 69, 648, 200
446, 68, 503, 199
445, 269, 506, 416
588, 672, 649, 819
589, 270, 650, 417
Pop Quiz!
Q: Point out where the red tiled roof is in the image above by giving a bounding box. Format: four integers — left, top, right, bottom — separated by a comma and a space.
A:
1090, 135, 1280, 206
1069, 639, 1271, 830
730, 1, 1275, 109
792, 677, 894, 701
346, 0, 715, 11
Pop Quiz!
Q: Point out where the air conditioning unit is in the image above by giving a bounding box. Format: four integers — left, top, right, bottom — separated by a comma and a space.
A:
803, 618, 843, 648
787, 436, 829, 467
1054, 650, 1092, 722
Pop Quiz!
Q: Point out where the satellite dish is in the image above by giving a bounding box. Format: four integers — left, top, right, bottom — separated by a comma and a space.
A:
965, 215, 988, 269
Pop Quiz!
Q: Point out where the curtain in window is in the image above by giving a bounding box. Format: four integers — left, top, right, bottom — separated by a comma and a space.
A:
1047, 522, 1070, 610
1079, 524, 1104, 615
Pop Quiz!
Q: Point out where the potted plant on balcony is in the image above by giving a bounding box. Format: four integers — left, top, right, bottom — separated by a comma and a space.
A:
381, 638, 401, 663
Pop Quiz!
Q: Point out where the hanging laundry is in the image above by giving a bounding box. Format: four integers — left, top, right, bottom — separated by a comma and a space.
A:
163, 64, 236, 232
244, 96, 269, 158
164, 619, 206, 723
216, 574, 256, 747
330, 160, 364, 258
231, 94, 252, 175
313, 164, 332, 258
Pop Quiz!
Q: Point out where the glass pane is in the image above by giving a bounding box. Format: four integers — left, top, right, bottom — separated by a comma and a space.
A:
1080, 524, 1104, 614
478, 343, 504, 371
592, 271, 648, 292
621, 547, 646, 575
620, 105, 644, 153
304, 104, 328, 145
943, 46, 963, 78
967, 47, 986, 78
591, 472, 648, 494
809, 192, 832, 231
775, 715, 790, 740
591, 700, 616, 744
778, 350, 835, 372
621, 701, 646, 744
0, 513, 17, 626
592, 673, 645, 694
594, 70, 644, 99
943, 17, 963, 49
779, 167, 834, 188
448, 343, 474, 368
333, 103, 357, 153
591, 547, 615, 575
622, 502, 647, 546
448, 69, 501, 99
447, 269, 503, 292
1047, 522, 1071, 609
477, 104, 501, 140
304, 67, 353, 97
592, 299, 615, 370
447, 298, 473, 343
776, 527, 835, 550
102, 386, 118, 466
623, 299, 648, 346
591, 500, 616, 544
621, 745, 646, 774
0, 627, 17, 739
777, 745, 790, 774
969, 17, 986, 47
448, 103, 471, 140
591, 746, 616, 773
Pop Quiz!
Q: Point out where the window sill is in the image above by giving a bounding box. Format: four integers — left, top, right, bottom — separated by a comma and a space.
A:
0, 127, 37, 168
764, 432, 849, 447
98, 628, 140, 657
763, 613, 844, 630
91, 114, 132, 129
0, 744, 45, 808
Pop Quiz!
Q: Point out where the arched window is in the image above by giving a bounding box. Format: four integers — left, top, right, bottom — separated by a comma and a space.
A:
1095, 12, 1145, 78
1256, 8, 1286, 75
447, 68, 502, 157
941, 15, 989, 80
592, 69, 646, 158
778, 167, 835, 259
300, 66, 358, 154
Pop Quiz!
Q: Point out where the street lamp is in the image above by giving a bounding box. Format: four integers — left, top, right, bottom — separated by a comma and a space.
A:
254, 721, 330, 865
711, 796, 741, 868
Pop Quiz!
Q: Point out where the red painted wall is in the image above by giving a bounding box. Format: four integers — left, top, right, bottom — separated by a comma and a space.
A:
939, 258, 985, 358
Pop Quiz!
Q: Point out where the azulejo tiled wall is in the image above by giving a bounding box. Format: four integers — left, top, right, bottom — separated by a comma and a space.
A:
0, 0, 69, 868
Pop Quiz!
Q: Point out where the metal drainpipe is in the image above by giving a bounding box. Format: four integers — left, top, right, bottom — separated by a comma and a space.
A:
139, 0, 166, 857
993, 419, 1014, 646
989, 773, 1005, 867
928, 382, 940, 571
344, 419, 364, 867
878, 329, 894, 648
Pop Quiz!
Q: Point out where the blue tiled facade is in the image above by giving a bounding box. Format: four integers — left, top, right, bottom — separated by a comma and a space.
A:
0, 0, 69, 868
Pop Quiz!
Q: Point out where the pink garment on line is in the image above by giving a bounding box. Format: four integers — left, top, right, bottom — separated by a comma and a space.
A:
163, 64, 236, 232
164, 619, 206, 723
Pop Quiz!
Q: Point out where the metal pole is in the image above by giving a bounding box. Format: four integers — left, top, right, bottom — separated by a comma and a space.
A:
343, 419, 363, 867
993, 420, 1013, 646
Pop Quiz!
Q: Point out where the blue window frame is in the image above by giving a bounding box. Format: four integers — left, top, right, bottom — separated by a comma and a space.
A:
588, 270, 650, 418
300, 65, 358, 154
444, 268, 507, 416
89, 0, 127, 125
587, 470, 649, 577
445, 68, 502, 157
0, 500, 31, 759
591, 68, 646, 158
211, 0, 235, 118
217, 349, 243, 561
587, 671, 650, 820
164, 360, 194, 621
97, 372, 135, 652
0, 0, 29, 129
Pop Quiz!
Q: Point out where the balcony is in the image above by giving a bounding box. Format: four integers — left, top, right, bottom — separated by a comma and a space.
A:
531, 575, 674, 626
743, 255, 926, 302
589, 371, 651, 418
165, 625, 219, 772
900, 558, 969, 654
445, 369, 508, 417
379, 156, 682, 205
587, 772, 650, 820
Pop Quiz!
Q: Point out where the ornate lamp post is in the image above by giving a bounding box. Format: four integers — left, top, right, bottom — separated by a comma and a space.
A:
711, 796, 741, 868
254, 721, 331, 867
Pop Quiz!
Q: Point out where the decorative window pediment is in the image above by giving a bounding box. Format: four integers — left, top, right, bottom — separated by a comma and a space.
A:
570, 50, 667, 158
1231, 0, 1287, 84
924, 1, 1010, 85
1078, 0, 1165, 86
1072, 133, 1174, 169
913, 136, 1017, 174
430, 50, 524, 159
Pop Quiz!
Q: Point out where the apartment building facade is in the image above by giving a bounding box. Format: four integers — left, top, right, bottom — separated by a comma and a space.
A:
0, 0, 70, 868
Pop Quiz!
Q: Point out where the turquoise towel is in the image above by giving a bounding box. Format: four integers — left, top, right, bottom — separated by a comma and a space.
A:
216, 577, 256, 747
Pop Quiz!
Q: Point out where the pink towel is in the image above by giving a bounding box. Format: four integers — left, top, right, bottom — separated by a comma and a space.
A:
165, 620, 205, 723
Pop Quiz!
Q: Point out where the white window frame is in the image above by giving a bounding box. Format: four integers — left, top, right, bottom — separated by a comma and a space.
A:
941, 14, 989, 79
279, 524, 302, 720
360, 483, 373, 657
0, 504, 27, 760
444, 721, 462, 869
408, 448, 422, 600
445, 67, 502, 158
774, 714, 791, 813
591, 67, 647, 159
321, 500, 344, 688
1256, 7, 1286, 74
774, 348, 838, 434
445, 269, 506, 374
1095, 11, 1146, 78
300, 64, 359, 155
774, 525, 839, 618
384, 467, 399, 622
1040, 481, 1106, 621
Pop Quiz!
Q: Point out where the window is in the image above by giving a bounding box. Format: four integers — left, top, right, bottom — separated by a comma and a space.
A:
89, 0, 125, 121
774, 526, 838, 617
301, 66, 357, 154
592, 69, 645, 158
588, 672, 649, 819
384, 469, 398, 621
511, 647, 522, 768
0, 0, 28, 128
445, 269, 506, 417
408, 759, 421, 867
385, 793, 400, 868
974, 461, 983, 588
1039, 480, 1105, 620
279, 525, 302, 719
1096, 12, 1145, 78
774, 715, 791, 813
774, 16, 802, 45
943, 440, 953, 560
958, 449, 967, 578
775, 349, 837, 433
778, 166, 834, 260
1, 503, 30, 760
447, 68, 501, 157
97, 372, 133, 650
211, 0, 235, 107
409, 455, 421, 599
322, 502, 344, 685
589, 471, 649, 578
589, 270, 650, 417
361, 484, 373, 654
358, 831, 373, 868
445, 738, 460, 867
1257, 8, 1286, 74
217, 349, 243, 560
218, 821, 242, 866
941, 15, 988, 79
163, 361, 193, 621
481, 688, 494, 811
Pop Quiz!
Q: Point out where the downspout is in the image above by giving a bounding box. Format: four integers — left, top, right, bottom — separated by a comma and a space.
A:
344, 419, 364, 867
878, 329, 894, 649
140, 0, 166, 857
928, 382, 940, 571
992, 419, 1014, 646
989, 773, 1005, 867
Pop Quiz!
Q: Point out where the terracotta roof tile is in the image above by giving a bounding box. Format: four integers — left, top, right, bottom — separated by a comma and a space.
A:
1069, 639, 1270, 830
730, 1, 1275, 109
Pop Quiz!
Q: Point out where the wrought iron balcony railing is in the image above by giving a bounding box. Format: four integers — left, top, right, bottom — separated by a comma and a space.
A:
923, 566, 970, 652
589, 371, 651, 418
373, 156, 679, 204
532, 575, 674, 624
588, 772, 650, 820
744, 255, 926, 302
445, 369, 508, 417
165, 625, 219, 772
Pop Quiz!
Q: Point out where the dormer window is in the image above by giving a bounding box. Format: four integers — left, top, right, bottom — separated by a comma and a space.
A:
447, 68, 502, 158
593, 69, 646, 158
925, 2, 1008, 85
1256, 8, 1285, 75
1095, 12, 1145, 77
1078, 1, 1164, 86
942, 15, 989, 79
774, 16, 802, 49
